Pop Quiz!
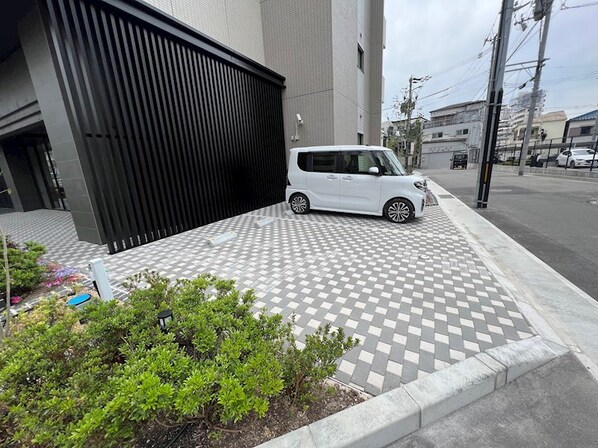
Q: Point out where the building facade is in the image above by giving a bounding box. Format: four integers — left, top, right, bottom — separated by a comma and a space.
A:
0, 0, 385, 253
511, 111, 567, 144
142, 0, 385, 152
497, 90, 546, 147
420, 101, 485, 170
563, 110, 597, 146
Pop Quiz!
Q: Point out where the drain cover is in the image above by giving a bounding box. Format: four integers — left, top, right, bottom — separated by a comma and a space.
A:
438, 194, 454, 199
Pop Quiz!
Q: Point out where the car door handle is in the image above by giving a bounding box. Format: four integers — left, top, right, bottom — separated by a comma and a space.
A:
326, 175, 338, 180
342, 176, 353, 181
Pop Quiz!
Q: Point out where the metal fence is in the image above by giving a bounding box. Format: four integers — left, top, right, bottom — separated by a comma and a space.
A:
45, 0, 287, 253
495, 138, 598, 170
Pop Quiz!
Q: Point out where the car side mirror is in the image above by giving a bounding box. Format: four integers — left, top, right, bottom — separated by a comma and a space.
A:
368, 166, 380, 175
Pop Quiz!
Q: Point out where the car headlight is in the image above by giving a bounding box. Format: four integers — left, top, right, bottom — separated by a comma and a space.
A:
414, 180, 427, 191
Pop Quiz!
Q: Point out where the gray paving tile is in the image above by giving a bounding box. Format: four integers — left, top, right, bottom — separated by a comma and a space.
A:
1, 201, 534, 395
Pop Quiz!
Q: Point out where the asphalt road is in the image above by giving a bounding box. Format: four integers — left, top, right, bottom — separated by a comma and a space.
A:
422, 168, 598, 302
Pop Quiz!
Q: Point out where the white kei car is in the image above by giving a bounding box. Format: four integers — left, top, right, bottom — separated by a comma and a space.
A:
285, 146, 427, 223
555, 148, 598, 168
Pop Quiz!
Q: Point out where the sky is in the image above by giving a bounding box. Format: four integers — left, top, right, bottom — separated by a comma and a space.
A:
382, 0, 598, 122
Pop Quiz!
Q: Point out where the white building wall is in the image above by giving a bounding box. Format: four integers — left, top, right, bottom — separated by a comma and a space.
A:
365, 0, 384, 145
331, 0, 359, 144
423, 122, 482, 148
141, 0, 384, 152
421, 141, 468, 170
142, 0, 265, 64
262, 0, 334, 153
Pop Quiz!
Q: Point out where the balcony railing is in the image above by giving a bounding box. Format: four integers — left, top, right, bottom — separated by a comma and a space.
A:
423, 113, 481, 129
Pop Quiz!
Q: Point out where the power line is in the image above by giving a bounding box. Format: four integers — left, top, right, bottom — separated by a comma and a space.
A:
560, 0, 598, 9
427, 47, 493, 78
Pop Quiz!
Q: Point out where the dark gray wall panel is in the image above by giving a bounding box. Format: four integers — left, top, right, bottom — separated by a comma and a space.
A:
43, 0, 287, 253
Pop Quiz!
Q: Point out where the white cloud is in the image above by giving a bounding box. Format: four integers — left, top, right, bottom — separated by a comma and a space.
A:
382, 0, 598, 121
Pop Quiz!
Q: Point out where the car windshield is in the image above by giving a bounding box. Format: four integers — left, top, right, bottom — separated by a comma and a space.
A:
375, 150, 406, 176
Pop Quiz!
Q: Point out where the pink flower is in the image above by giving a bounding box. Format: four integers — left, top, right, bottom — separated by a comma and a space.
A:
10, 296, 22, 305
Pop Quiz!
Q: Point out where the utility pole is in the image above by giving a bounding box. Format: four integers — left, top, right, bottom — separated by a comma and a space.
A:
401, 76, 415, 171
592, 103, 598, 144
404, 76, 429, 171
518, 0, 553, 175
475, 0, 515, 208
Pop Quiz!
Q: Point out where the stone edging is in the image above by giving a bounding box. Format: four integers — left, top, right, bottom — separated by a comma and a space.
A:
256, 336, 567, 448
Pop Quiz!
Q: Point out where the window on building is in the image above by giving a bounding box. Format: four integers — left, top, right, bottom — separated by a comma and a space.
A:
432, 132, 443, 139
358, 133, 364, 144
581, 126, 592, 135
357, 45, 364, 71
456, 129, 469, 135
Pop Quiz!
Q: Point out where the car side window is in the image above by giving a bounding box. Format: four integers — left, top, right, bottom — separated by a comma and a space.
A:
297, 153, 308, 171
562, 151, 570, 156
312, 152, 338, 173
343, 152, 376, 174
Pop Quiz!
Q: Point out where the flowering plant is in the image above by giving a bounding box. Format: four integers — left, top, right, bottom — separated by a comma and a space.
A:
45, 266, 81, 288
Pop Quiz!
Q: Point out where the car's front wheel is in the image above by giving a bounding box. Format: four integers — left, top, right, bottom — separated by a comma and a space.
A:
383, 198, 414, 223
569, 160, 576, 169
289, 193, 310, 214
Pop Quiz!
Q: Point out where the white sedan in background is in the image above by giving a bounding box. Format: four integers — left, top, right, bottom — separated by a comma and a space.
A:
555, 148, 598, 168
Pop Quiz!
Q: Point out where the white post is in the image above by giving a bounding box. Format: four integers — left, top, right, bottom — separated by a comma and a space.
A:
89, 258, 114, 301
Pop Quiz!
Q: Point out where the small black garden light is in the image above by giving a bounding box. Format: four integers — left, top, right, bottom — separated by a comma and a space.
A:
157, 309, 173, 332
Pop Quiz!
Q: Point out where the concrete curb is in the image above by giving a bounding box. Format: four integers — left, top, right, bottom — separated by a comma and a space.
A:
492, 164, 598, 180
256, 336, 565, 448
425, 178, 598, 382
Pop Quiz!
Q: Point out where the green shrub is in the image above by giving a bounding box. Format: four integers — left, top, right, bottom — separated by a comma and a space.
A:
282, 323, 359, 404
0, 272, 359, 447
0, 240, 47, 296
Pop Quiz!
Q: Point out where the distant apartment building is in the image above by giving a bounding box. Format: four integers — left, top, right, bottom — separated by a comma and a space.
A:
498, 89, 546, 146
563, 110, 598, 146
380, 117, 428, 152
512, 111, 567, 144
420, 101, 485, 169
0, 0, 384, 253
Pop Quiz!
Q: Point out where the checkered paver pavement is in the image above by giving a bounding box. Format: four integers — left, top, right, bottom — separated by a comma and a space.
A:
0, 202, 535, 395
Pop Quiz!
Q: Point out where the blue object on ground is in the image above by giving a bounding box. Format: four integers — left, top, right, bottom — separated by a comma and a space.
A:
67, 294, 91, 307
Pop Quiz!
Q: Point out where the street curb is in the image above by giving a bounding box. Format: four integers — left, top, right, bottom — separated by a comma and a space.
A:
492, 164, 598, 180
425, 178, 598, 382
256, 336, 565, 448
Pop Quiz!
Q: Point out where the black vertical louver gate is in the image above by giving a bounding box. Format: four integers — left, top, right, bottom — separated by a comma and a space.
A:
44, 0, 287, 253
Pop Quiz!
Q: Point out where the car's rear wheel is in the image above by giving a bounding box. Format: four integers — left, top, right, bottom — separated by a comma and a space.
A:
555, 159, 560, 167
383, 198, 414, 223
289, 193, 310, 214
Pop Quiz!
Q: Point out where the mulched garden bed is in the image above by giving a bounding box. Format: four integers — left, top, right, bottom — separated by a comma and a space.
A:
136, 383, 368, 448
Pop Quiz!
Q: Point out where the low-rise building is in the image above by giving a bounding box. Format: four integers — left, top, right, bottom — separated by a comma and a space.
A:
420, 100, 485, 169
563, 110, 597, 146
512, 111, 567, 144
